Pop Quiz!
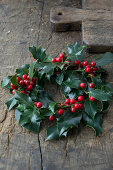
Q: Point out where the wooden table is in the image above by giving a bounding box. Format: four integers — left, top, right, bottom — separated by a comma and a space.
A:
0, 0, 113, 170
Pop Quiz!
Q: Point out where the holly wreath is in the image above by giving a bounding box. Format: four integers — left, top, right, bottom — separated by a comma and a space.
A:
1, 42, 113, 141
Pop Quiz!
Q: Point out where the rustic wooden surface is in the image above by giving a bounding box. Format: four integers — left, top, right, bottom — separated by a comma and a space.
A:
82, 0, 113, 10
0, 0, 113, 170
50, 3, 113, 52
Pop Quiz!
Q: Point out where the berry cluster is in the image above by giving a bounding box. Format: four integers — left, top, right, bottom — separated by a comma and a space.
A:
34, 102, 43, 108
74, 60, 98, 76
48, 59, 99, 122
51, 53, 64, 63
49, 97, 84, 122
10, 74, 37, 95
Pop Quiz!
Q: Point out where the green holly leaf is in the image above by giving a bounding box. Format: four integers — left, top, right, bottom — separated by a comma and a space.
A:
68, 89, 83, 99
44, 55, 52, 62
1, 76, 12, 88
5, 96, 18, 111
99, 101, 109, 112
30, 86, 39, 101
29, 46, 46, 62
58, 63, 65, 70
92, 76, 102, 89
56, 72, 64, 85
94, 52, 113, 66
49, 102, 56, 113
83, 112, 103, 136
101, 82, 113, 94
15, 91, 34, 108
18, 107, 42, 133
57, 111, 82, 136
10, 74, 18, 86
61, 83, 71, 96
16, 104, 25, 112
38, 90, 53, 108
35, 63, 56, 79
89, 89, 112, 101
68, 42, 86, 62
84, 98, 97, 119
64, 71, 82, 89
15, 109, 22, 121
29, 60, 37, 81
16, 64, 29, 78
46, 125, 60, 141
40, 108, 53, 116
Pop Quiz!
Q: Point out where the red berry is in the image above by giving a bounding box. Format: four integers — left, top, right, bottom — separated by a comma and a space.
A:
22, 74, 27, 80
93, 67, 98, 71
36, 102, 42, 108
27, 76, 29, 80
78, 96, 84, 101
17, 77, 21, 83
51, 58, 56, 63
83, 61, 88, 66
34, 102, 38, 106
56, 57, 62, 62
91, 61, 96, 67
85, 65, 90, 68
71, 107, 76, 113
65, 99, 70, 104
74, 60, 79, 65
74, 67, 78, 70
70, 99, 76, 104
74, 103, 79, 109
58, 109, 64, 115
10, 83, 17, 89
90, 96, 95, 101
19, 80, 24, 86
78, 103, 83, 109
34, 59, 36, 61
86, 67, 91, 73
27, 85, 33, 91
89, 83, 94, 88
59, 53, 64, 58
12, 89, 16, 94
25, 80, 30, 86
20, 90, 28, 94
30, 81, 34, 86
49, 115, 54, 121
32, 77, 37, 82
80, 83, 86, 88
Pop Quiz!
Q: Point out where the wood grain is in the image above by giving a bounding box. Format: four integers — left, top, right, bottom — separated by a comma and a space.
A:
50, 6, 113, 52
82, 0, 113, 10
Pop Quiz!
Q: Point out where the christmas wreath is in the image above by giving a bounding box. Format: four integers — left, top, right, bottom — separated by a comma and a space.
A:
1, 42, 113, 141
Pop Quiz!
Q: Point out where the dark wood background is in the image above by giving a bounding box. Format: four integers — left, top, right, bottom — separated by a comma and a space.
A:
0, 0, 113, 170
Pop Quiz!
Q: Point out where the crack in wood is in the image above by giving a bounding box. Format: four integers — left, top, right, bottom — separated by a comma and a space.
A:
65, 136, 69, 157
0, 109, 7, 123
36, 1, 45, 169
38, 135, 43, 170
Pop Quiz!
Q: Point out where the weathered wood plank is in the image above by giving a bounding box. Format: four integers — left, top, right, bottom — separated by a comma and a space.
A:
82, 20, 113, 53
82, 0, 113, 10
50, 7, 113, 31
0, 1, 43, 169
50, 6, 113, 53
